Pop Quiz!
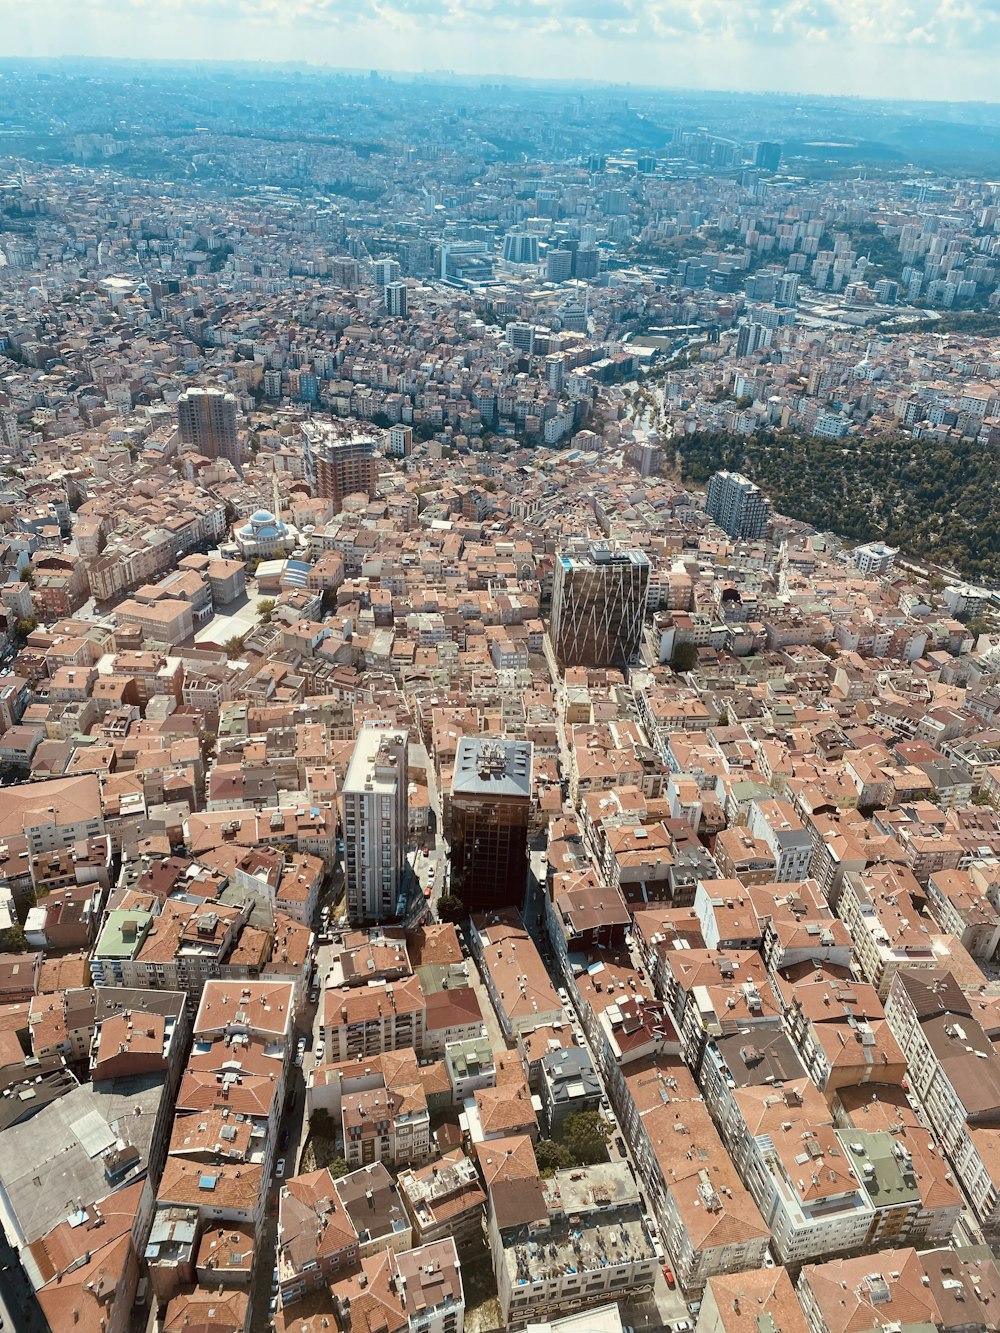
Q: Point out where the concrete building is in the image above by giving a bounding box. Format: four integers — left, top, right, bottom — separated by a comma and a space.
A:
483, 1146, 658, 1329
397, 1149, 486, 1252
343, 723, 409, 925
705, 471, 771, 541
177, 388, 240, 469
853, 541, 899, 577
303, 421, 379, 513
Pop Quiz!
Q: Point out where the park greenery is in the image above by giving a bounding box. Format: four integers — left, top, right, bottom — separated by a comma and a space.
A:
677, 427, 1000, 585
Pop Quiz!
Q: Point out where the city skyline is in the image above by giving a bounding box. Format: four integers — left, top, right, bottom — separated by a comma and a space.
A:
7, 1, 1000, 104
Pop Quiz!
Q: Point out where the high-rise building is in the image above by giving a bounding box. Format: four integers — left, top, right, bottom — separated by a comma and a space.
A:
372, 257, 401, 286
343, 724, 409, 925
176, 389, 240, 468
449, 738, 533, 914
502, 232, 540, 265
545, 249, 573, 283
0, 407, 18, 451
775, 272, 800, 307
302, 422, 379, 513
755, 141, 783, 172
331, 257, 361, 289
384, 280, 408, 318
735, 321, 770, 358
545, 354, 565, 393
387, 425, 413, 458
505, 322, 535, 355
705, 470, 772, 540
550, 543, 650, 669
573, 248, 600, 281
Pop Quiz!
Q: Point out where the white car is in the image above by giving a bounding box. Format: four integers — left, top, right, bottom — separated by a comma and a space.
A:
275, 1157, 286, 1178
294, 1038, 306, 1067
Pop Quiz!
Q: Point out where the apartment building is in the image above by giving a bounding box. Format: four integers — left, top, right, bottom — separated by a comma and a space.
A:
483, 1147, 658, 1329
276, 1166, 360, 1307
885, 968, 1000, 1234
342, 1067, 431, 1170
746, 799, 813, 882
343, 723, 409, 925
397, 1150, 487, 1250
796, 1248, 942, 1333
468, 910, 562, 1040
620, 1061, 770, 1294
320, 976, 427, 1063
838, 869, 938, 999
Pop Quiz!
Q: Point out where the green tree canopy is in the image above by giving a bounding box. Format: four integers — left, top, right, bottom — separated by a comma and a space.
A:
536, 1141, 577, 1176
559, 1111, 612, 1167
670, 642, 698, 674
437, 894, 466, 924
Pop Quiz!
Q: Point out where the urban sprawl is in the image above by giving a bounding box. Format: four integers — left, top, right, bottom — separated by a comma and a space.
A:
1, 63, 1000, 1333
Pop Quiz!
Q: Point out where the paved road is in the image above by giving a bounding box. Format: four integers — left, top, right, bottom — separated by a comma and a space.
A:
0, 1231, 48, 1333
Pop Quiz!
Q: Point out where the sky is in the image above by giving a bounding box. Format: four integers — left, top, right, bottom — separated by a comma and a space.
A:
4, 0, 1000, 103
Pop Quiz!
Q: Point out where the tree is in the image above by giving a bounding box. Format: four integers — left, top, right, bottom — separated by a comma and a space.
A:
559, 1111, 612, 1167
670, 642, 698, 673
437, 894, 466, 924
224, 634, 247, 659
258, 598, 276, 624
321, 587, 338, 616
0, 924, 27, 953
327, 1156, 350, 1179
12, 617, 36, 645
535, 1140, 576, 1176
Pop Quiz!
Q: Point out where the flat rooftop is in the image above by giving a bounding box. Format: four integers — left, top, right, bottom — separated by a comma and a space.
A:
452, 737, 533, 798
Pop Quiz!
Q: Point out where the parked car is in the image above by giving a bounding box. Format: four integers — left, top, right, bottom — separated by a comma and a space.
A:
294, 1037, 306, 1067
662, 1266, 675, 1288
275, 1157, 286, 1178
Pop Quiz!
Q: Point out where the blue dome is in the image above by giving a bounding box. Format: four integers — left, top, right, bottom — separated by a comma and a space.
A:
251, 509, 274, 524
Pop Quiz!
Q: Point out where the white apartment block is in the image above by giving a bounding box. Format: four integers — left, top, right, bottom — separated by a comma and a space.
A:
343, 722, 409, 925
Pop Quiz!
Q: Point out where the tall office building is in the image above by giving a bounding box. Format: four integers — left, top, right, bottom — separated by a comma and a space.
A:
545, 248, 573, 283
302, 422, 379, 513
755, 141, 783, 172
176, 388, 240, 468
573, 248, 600, 281
449, 738, 533, 914
384, 281, 408, 318
343, 724, 409, 925
550, 543, 650, 669
705, 471, 772, 540
502, 231, 540, 265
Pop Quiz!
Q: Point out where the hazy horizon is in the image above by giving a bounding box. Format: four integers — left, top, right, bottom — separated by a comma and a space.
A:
5, 0, 1000, 106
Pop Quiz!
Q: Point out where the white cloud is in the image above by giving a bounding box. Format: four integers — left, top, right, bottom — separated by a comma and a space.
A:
5, 0, 1000, 98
